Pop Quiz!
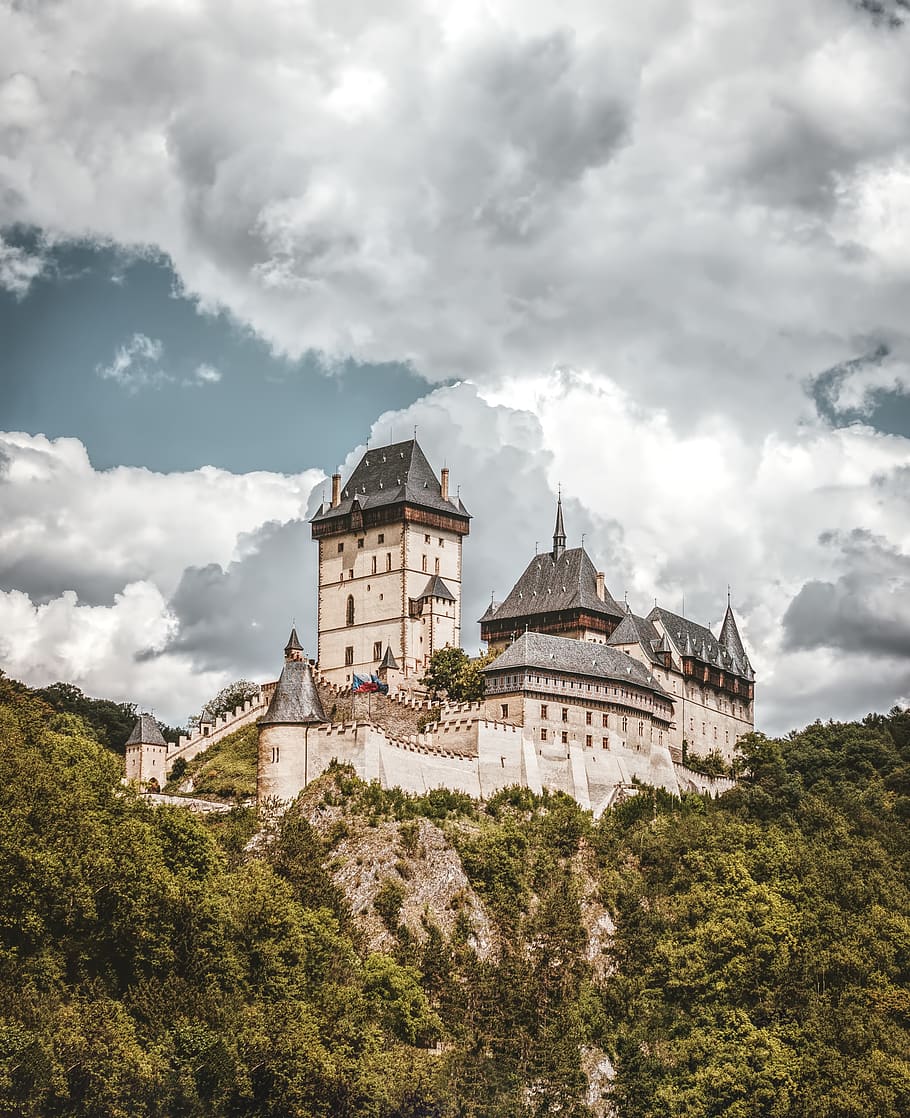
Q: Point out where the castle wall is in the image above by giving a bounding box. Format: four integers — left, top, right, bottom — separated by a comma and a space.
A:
167, 692, 270, 766
124, 741, 167, 788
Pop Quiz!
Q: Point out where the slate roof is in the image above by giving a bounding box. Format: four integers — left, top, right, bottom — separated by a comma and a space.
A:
482, 631, 670, 697
483, 547, 625, 626
418, 575, 456, 602
284, 627, 303, 654
648, 606, 753, 679
477, 598, 502, 624
379, 646, 399, 670
311, 440, 470, 525
259, 658, 327, 725
718, 604, 746, 662
125, 713, 167, 747
607, 611, 664, 664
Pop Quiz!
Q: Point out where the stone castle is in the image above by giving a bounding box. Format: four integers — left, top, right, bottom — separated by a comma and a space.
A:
125, 439, 753, 813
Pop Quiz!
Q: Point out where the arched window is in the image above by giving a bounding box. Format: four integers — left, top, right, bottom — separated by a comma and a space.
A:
346, 595, 354, 627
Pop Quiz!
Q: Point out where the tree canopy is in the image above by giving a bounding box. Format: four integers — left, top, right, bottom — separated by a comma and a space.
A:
421, 647, 499, 702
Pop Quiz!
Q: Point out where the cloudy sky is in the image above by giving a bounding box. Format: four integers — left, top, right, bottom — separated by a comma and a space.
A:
1, 0, 909, 732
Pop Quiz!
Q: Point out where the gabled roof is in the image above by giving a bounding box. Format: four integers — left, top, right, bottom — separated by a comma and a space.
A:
260, 658, 327, 726
379, 646, 399, 671
649, 606, 753, 680
482, 631, 670, 698
484, 547, 624, 626
607, 611, 664, 664
125, 713, 166, 747
418, 575, 456, 602
311, 440, 469, 525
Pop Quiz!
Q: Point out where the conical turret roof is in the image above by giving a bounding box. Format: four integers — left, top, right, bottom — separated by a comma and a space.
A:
552, 492, 566, 559
379, 646, 399, 670
284, 627, 304, 655
125, 713, 167, 748
718, 602, 747, 662
260, 658, 326, 726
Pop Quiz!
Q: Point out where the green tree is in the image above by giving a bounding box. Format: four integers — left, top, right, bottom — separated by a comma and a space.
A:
188, 680, 260, 730
422, 647, 499, 702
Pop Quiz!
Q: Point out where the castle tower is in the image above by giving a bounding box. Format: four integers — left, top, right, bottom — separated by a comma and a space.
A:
480, 494, 624, 651
124, 713, 168, 790
310, 440, 470, 686
258, 631, 328, 802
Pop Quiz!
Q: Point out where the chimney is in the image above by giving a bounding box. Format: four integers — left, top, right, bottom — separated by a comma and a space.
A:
596, 571, 605, 602
331, 472, 341, 508
440, 467, 449, 501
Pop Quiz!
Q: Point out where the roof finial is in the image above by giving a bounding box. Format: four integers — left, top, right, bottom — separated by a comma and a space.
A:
727, 583, 732, 607
552, 488, 566, 560
413, 424, 418, 440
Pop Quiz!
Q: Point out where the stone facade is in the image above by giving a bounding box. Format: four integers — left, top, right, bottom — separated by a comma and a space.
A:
311, 440, 470, 687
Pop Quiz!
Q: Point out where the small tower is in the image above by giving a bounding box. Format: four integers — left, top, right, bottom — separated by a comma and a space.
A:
124, 713, 168, 790
258, 634, 328, 804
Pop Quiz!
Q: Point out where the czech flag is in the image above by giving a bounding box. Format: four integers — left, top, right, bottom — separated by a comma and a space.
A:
371, 674, 390, 695
352, 674, 379, 693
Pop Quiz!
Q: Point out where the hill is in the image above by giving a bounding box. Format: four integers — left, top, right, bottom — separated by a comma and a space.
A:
0, 668, 908, 1116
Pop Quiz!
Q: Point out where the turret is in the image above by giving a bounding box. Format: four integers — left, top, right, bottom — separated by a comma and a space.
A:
124, 712, 168, 790
284, 626, 304, 661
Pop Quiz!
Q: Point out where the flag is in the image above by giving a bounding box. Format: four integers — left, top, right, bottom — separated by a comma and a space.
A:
352, 674, 379, 693
371, 674, 389, 695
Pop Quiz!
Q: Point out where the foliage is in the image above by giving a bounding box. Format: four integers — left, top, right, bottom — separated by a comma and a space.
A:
188, 680, 260, 731
421, 647, 499, 702
33, 681, 137, 754
2, 667, 909, 1117
163, 723, 258, 802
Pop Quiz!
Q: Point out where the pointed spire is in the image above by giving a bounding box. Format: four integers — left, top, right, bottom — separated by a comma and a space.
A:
284, 626, 304, 660
718, 597, 747, 663
552, 487, 566, 560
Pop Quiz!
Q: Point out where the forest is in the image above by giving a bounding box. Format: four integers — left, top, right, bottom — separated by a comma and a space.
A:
0, 667, 908, 1116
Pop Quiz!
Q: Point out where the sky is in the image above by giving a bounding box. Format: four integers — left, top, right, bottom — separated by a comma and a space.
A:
1, 0, 909, 732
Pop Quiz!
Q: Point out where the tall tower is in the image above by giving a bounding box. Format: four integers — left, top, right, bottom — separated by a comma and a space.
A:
310, 440, 470, 687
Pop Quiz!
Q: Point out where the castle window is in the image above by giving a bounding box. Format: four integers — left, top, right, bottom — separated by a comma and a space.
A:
422, 555, 428, 572
540, 728, 548, 742
439, 538, 444, 547
337, 542, 344, 553
374, 641, 383, 660
659, 731, 663, 746
357, 538, 364, 549
603, 738, 609, 749
602, 713, 608, 728
501, 703, 509, 719
562, 708, 569, 722
386, 553, 392, 571
714, 726, 717, 740
425, 534, 430, 544
378, 533, 384, 544
541, 704, 548, 719
345, 646, 354, 666
561, 731, 569, 745
702, 722, 706, 735
586, 711, 592, 725
726, 730, 729, 744
371, 556, 377, 574
346, 596, 355, 626
435, 557, 440, 574
639, 721, 644, 736
622, 716, 628, 733
349, 568, 354, 580
586, 735, 592, 748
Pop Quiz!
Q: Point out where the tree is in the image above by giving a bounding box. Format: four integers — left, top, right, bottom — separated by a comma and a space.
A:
188, 680, 260, 730
422, 648, 499, 703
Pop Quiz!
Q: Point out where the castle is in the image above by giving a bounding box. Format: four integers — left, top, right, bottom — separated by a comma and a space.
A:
125, 439, 753, 812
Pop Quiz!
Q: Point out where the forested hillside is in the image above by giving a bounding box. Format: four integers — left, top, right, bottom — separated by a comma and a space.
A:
0, 668, 908, 1116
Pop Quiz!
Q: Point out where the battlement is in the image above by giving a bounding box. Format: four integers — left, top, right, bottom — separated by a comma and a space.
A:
673, 762, 737, 796
167, 686, 273, 765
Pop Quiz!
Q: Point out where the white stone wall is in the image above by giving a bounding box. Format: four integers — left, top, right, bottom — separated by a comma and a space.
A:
124, 741, 167, 788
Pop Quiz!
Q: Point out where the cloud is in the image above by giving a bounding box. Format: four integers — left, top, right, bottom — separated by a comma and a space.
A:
193, 362, 221, 384
96, 332, 166, 390
782, 529, 910, 658
0, 234, 45, 296
812, 345, 910, 418
2, 1, 909, 433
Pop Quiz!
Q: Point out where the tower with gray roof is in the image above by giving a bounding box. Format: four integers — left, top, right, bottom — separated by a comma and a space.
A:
123, 712, 168, 789
311, 439, 470, 687
480, 495, 625, 651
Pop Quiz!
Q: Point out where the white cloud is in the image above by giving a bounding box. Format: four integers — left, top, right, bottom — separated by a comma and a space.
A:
2, 0, 908, 430
96, 332, 166, 390
0, 234, 45, 296
193, 362, 221, 383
